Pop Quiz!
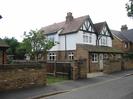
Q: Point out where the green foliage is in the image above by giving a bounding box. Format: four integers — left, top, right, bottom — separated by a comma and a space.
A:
16, 43, 27, 59
47, 75, 68, 84
23, 29, 55, 61
126, 0, 133, 17
3, 37, 19, 57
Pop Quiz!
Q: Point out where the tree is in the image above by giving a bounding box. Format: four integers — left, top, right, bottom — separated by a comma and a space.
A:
15, 42, 27, 59
23, 29, 55, 61
3, 37, 19, 59
126, 0, 133, 17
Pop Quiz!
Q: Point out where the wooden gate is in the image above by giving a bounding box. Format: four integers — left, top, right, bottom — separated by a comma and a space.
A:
46, 62, 72, 79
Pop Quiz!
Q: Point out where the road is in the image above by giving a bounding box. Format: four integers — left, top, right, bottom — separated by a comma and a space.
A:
43, 75, 133, 99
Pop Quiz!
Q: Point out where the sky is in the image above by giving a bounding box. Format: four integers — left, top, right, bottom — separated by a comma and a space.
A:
0, 0, 132, 42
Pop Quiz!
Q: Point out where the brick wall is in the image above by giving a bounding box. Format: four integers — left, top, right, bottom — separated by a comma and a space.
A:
76, 45, 88, 78
124, 59, 133, 69
103, 59, 122, 73
90, 62, 99, 72
112, 36, 131, 52
112, 36, 122, 50
0, 64, 46, 91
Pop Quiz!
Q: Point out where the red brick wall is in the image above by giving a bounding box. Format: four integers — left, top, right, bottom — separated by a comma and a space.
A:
112, 36, 131, 52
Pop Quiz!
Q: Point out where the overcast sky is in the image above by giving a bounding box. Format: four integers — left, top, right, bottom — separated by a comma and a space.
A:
0, 0, 132, 41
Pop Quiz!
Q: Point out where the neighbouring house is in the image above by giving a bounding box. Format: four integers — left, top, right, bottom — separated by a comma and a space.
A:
0, 39, 9, 64
40, 12, 123, 78
112, 25, 133, 70
112, 25, 133, 52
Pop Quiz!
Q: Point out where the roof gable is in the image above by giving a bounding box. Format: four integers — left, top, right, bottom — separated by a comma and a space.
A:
94, 22, 113, 39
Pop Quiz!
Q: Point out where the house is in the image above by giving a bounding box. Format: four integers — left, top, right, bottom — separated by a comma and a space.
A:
112, 25, 133, 52
40, 12, 123, 78
112, 25, 133, 70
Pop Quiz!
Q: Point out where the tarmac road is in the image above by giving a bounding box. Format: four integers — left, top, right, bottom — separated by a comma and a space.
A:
43, 75, 133, 99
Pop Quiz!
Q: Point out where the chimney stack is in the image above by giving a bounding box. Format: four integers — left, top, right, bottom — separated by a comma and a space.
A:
0, 15, 2, 19
66, 12, 73, 23
121, 25, 128, 31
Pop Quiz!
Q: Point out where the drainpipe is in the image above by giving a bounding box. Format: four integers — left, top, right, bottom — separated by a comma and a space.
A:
65, 35, 67, 59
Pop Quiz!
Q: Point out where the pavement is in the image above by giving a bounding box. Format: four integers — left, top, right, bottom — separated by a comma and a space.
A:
0, 70, 133, 99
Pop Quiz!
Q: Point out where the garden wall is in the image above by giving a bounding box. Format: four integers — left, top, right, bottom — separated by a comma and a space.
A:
0, 64, 46, 91
103, 59, 122, 74
124, 59, 133, 70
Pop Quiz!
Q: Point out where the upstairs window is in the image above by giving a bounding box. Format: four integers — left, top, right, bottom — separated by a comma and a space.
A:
83, 33, 92, 43
47, 52, 56, 61
89, 34, 92, 43
124, 43, 128, 49
101, 37, 107, 46
68, 52, 74, 60
83, 35, 88, 43
48, 36, 55, 42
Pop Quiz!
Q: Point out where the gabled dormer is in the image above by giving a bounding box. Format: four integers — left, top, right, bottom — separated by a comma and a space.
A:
94, 22, 113, 47
80, 19, 95, 33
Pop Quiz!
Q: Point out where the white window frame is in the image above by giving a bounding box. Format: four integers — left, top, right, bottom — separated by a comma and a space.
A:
68, 52, 74, 60
101, 37, 107, 46
92, 53, 98, 63
83, 34, 88, 43
124, 43, 128, 49
89, 34, 92, 43
47, 52, 56, 61
48, 35, 55, 42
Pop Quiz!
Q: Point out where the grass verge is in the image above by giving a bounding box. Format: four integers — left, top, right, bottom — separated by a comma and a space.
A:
47, 75, 68, 84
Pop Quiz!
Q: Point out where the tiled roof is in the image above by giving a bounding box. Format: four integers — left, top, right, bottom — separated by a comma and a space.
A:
111, 30, 129, 42
120, 29, 133, 43
40, 13, 113, 39
111, 29, 133, 43
0, 39, 9, 48
94, 22, 105, 33
77, 44, 123, 53
40, 15, 90, 35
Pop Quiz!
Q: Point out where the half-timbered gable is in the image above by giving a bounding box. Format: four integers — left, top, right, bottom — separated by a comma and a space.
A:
94, 22, 113, 47
80, 19, 95, 33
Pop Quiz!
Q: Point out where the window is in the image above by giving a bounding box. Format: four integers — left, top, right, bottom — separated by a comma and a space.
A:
68, 52, 74, 60
104, 54, 108, 60
101, 37, 107, 46
89, 34, 92, 43
124, 43, 128, 48
48, 36, 55, 42
83, 33, 92, 43
83, 35, 88, 42
92, 53, 98, 62
47, 52, 56, 61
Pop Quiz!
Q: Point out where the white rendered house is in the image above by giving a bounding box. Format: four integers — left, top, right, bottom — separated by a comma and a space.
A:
40, 12, 123, 77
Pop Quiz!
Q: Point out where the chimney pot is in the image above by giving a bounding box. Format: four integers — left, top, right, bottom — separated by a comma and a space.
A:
121, 25, 128, 31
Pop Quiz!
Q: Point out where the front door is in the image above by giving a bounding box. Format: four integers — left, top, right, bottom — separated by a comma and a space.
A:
99, 54, 103, 71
